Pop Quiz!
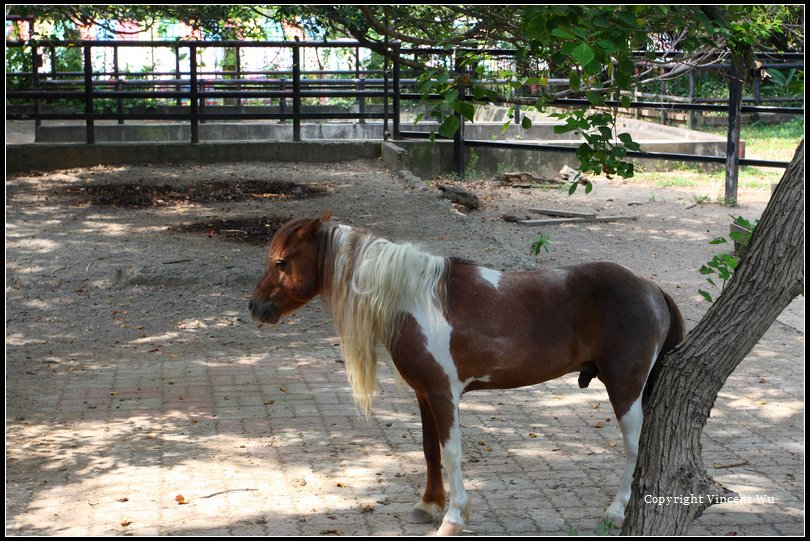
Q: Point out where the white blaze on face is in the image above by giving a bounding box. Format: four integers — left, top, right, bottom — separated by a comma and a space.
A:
477, 267, 503, 290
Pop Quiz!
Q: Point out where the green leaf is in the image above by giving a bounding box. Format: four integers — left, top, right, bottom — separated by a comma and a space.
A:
721, 253, 740, 269
501, 119, 512, 134
472, 86, 498, 101
709, 237, 728, 245
586, 91, 606, 106
596, 38, 616, 52
729, 231, 751, 245
732, 215, 753, 229
571, 42, 595, 67
568, 182, 579, 195
521, 116, 532, 129
453, 100, 475, 122
576, 142, 593, 163
568, 71, 581, 92
551, 28, 576, 39
698, 265, 714, 275
438, 114, 460, 139
617, 132, 641, 151
698, 290, 713, 302
584, 181, 593, 194
611, 146, 627, 159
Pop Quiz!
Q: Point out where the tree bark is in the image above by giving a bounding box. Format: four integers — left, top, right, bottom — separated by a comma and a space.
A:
622, 140, 804, 534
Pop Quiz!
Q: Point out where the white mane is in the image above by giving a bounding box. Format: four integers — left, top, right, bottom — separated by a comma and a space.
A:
321, 225, 448, 415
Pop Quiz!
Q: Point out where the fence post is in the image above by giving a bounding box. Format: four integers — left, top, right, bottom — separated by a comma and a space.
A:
175, 46, 182, 108
392, 42, 401, 140
235, 45, 242, 109
383, 42, 389, 141
31, 40, 41, 131
688, 70, 696, 130
752, 67, 761, 123
357, 78, 366, 124
113, 45, 123, 124
453, 50, 465, 179
83, 44, 95, 144
355, 47, 365, 124
292, 41, 301, 142
724, 55, 744, 207
189, 45, 199, 143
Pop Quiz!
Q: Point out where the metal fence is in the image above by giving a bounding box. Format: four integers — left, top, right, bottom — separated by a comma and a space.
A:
6, 37, 804, 200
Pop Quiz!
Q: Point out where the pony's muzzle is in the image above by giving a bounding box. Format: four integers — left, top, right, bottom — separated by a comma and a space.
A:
248, 299, 280, 325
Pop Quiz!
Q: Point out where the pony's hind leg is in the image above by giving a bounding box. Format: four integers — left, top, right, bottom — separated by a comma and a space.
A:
604, 397, 643, 527
407, 394, 446, 524
600, 343, 660, 528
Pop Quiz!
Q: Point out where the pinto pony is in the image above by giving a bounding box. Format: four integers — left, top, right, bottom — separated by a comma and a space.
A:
249, 214, 684, 535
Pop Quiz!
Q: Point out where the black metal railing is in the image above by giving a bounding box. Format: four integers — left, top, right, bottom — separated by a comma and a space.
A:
6, 36, 804, 200
6, 39, 407, 143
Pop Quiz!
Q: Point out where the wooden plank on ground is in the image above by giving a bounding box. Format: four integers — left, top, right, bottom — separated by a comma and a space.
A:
528, 207, 597, 218
517, 215, 638, 226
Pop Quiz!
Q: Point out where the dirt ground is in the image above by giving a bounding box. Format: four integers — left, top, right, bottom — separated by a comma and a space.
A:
5, 157, 804, 535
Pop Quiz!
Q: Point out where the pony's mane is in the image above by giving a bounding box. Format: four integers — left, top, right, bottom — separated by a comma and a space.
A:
318, 223, 450, 415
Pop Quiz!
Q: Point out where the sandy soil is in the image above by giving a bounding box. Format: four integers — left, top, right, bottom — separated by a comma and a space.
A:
5, 158, 803, 535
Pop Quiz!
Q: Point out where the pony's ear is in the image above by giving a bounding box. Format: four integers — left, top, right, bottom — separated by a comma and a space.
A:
297, 213, 330, 240
319, 211, 333, 223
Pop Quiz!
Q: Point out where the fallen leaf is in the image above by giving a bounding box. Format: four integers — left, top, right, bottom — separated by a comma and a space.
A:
359, 504, 374, 513
175, 494, 190, 505
336, 482, 346, 488
528, 432, 538, 438
593, 421, 604, 429
591, 402, 601, 409
279, 387, 288, 393
121, 519, 132, 527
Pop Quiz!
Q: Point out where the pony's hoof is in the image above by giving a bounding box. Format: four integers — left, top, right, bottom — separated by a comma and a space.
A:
436, 521, 464, 536
406, 507, 434, 524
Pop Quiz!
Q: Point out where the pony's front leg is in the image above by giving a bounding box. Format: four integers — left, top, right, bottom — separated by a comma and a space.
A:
436, 401, 470, 536
407, 394, 446, 524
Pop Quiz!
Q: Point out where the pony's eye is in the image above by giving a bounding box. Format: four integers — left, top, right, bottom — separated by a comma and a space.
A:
275, 259, 288, 270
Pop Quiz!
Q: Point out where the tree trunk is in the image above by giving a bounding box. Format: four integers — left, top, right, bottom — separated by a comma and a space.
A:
622, 140, 804, 534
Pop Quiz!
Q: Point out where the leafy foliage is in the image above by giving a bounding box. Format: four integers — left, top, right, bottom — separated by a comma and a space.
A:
6, 5, 803, 180
698, 216, 758, 302
530, 232, 551, 256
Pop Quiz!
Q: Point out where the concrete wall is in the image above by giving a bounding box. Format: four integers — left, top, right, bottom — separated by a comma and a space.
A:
34, 122, 389, 143
6, 140, 381, 173
383, 139, 725, 180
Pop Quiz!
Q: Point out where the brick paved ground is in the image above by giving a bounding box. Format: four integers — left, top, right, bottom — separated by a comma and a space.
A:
6, 159, 803, 535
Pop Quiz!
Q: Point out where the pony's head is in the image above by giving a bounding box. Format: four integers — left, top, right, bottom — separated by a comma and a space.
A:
249, 213, 332, 324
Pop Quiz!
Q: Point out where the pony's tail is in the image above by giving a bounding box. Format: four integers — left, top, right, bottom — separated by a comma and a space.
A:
642, 289, 685, 410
